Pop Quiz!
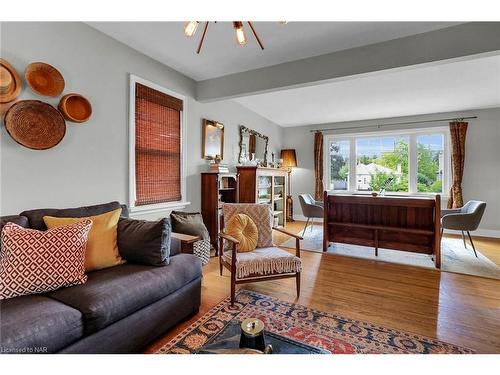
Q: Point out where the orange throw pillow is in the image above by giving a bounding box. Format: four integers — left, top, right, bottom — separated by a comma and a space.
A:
226, 213, 259, 252
43, 208, 124, 272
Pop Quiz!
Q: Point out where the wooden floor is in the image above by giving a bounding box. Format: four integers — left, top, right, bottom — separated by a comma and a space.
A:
146, 221, 500, 354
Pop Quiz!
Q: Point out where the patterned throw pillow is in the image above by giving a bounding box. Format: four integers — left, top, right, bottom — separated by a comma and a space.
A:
0, 220, 92, 300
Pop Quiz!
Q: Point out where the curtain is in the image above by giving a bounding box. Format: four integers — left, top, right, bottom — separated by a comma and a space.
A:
314, 131, 324, 201
448, 121, 468, 208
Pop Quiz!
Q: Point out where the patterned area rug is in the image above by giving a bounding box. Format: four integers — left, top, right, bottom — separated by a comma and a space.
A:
282, 225, 500, 280
156, 290, 473, 354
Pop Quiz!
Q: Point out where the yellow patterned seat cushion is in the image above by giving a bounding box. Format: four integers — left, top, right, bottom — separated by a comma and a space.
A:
226, 213, 259, 252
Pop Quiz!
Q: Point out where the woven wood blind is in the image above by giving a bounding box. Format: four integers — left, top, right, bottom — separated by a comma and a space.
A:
135, 82, 182, 206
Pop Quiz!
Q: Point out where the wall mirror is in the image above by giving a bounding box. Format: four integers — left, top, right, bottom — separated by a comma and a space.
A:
202, 119, 224, 160
238, 125, 269, 165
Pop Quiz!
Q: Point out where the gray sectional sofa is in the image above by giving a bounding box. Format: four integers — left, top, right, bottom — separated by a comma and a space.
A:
0, 202, 202, 354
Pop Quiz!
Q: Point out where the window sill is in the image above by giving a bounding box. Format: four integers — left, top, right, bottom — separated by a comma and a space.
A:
328, 191, 449, 200
130, 201, 191, 215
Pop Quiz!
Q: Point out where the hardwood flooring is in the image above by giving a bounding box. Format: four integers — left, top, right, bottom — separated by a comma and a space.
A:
146, 221, 500, 354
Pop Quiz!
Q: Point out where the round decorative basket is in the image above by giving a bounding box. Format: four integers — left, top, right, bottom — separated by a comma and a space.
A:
25, 62, 65, 97
4, 100, 66, 150
0, 58, 22, 103
58, 93, 92, 123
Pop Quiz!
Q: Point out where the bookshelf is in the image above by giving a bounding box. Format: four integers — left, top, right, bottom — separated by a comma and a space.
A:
201, 172, 239, 254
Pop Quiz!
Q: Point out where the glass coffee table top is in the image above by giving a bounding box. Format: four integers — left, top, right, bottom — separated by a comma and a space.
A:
196, 319, 330, 354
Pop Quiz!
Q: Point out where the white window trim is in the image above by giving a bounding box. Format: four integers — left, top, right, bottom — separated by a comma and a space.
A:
324, 126, 451, 198
128, 74, 190, 214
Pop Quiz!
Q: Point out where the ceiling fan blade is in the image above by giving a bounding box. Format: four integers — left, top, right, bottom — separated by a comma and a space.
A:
247, 21, 264, 50
196, 21, 210, 54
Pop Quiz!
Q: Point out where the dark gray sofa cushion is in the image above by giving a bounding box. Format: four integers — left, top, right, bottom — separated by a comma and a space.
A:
20, 201, 123, 230
47, 254, 202, 334
59, 278, 201, 354
0, 215, 29, 233
0, 294, 83, 353
118, 217, 171, 266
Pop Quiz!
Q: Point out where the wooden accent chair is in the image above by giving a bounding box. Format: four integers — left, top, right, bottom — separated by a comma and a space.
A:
219, 203, 303, 306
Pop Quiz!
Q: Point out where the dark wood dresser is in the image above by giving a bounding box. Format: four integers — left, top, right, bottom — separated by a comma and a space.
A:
201, 172, 238, 254
323, 192, 441, 268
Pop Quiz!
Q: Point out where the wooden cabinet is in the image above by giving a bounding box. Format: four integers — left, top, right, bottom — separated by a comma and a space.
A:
201, 173, 238, 254
237, 166, 288, 227
323, 193, 441, 268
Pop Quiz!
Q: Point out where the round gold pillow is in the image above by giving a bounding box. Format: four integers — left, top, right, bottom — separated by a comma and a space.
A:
226, 213, 259, 252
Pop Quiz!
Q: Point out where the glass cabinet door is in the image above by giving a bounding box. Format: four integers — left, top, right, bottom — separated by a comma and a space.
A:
273, 175, 285, 226
257, 175, 272, 204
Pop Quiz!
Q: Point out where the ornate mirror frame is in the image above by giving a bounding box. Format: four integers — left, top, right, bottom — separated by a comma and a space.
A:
238, 125, 269, 165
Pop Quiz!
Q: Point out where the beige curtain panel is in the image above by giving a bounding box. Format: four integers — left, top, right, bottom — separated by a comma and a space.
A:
448, 121, 468, 209
314, 131, 324, 201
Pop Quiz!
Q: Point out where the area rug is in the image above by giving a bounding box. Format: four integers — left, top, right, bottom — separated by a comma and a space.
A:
156, 289, 473, 354
282, 225, 500, 280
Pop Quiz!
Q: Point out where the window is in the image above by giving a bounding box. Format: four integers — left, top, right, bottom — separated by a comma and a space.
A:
129, 75, 188, 213
326, 128, 449, 195
356, 136, 409, 192
328, 139, 349, 190
416, 134, 445, 193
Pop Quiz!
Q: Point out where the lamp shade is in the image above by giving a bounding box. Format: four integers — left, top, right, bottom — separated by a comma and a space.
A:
281, 149, 297, 168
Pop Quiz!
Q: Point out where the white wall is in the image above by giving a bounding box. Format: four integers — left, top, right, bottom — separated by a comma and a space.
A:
283, 108, 500, 235
0, 22, 283, 216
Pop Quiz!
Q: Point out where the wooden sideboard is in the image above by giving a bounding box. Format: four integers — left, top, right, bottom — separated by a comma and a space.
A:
237, 166, 288, 227
201, 172, 239, 254
323, 192, 441, 268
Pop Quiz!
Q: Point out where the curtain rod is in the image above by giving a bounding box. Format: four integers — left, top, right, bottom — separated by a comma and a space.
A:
309, 116, 477, 133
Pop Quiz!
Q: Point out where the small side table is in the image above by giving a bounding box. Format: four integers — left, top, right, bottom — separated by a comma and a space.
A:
171, 232, 200, 254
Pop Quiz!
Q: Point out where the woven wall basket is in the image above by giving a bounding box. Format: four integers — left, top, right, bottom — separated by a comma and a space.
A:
4, 100, 66, 150
25, 62, 65, 97
58, 93, 92, 123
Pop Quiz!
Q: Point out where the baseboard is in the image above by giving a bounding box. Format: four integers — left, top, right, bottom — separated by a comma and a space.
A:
293, 215, 323, 223
293, 215, 500, 239
444, 229, 500, 239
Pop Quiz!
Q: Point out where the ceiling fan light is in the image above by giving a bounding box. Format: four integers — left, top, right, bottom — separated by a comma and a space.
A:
233, 21, 247, 46
184, 21, 199, 37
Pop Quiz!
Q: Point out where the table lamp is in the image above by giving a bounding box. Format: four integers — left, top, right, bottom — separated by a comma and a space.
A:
281, 149, 297, 222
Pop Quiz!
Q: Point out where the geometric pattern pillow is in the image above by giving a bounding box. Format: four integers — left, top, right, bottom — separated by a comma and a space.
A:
0, 220, 92, 300
223, 204, 273, 248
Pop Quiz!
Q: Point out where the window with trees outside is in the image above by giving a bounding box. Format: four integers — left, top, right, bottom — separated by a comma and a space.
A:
326, 128, 449, 195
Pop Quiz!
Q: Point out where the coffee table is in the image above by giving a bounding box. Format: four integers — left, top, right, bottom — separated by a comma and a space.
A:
196, 319, 330, 354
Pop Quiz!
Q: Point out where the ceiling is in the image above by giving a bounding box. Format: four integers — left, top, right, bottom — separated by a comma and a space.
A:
234, 55, 500, 127
88, 22, 458, 80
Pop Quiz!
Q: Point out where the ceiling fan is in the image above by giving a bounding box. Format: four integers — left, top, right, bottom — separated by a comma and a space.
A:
184, 21, 287, 54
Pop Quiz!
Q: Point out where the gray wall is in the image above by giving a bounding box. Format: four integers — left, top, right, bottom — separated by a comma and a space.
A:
0, 22, 283, 216
283, 108, 500, 235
